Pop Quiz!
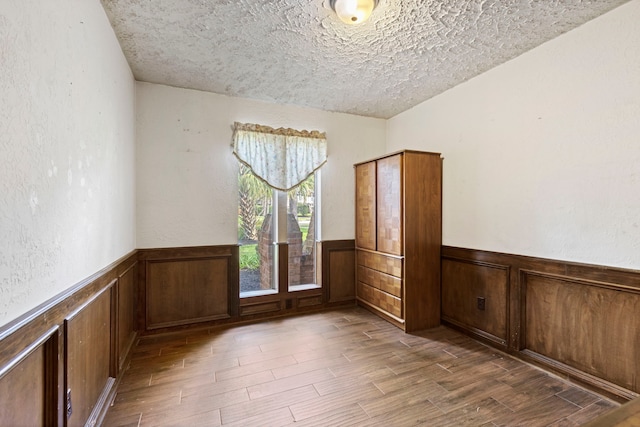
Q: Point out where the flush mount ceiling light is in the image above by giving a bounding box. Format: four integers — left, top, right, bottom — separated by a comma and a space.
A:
330, 0, 379, 25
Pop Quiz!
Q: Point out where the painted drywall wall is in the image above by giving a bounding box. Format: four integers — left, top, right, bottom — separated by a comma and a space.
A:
0, 0, 136, 327
387, 0, 640, 270
136, 82, 386, 248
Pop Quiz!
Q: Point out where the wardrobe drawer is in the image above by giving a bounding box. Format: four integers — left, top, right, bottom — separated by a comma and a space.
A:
357, 265, 402, 298
357, 250, 403, 278
357, 282, 402, 318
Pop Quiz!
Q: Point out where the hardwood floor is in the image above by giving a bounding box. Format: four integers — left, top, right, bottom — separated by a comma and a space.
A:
104, 307, 617, 426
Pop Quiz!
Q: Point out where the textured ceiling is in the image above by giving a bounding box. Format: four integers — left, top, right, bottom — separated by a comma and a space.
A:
100, 0, 630, 118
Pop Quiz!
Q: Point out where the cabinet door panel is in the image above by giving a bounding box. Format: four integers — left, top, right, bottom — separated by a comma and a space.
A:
355, 162, 376, 250
377, 154, 403, 255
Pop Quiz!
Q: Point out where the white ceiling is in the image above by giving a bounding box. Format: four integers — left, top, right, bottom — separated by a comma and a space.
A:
100, 0, 630, 119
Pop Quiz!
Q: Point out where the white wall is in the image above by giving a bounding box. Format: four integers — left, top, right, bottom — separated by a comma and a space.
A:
136, 82, 386, 248
0, 0, 136, 327
387, 0, 640, 270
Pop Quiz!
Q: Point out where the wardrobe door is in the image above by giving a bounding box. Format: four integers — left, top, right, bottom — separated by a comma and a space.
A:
376, 154, 403, 256
355, 161, 377, 250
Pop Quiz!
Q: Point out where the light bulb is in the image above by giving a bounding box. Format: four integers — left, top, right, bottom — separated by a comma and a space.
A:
330, 0, 378, 25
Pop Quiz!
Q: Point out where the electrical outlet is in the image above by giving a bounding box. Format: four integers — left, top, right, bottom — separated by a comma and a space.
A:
477, 297, 486, 311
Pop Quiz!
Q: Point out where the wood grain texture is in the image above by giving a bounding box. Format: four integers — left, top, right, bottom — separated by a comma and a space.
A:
357, 281, 402, 318
376, 154, 403, 256
0, 253, 135, 427
297, 295, 322, 308
278, 242, 289, 291
442, 257, 509, 345
137, 245, 240, 333
146, 257, 230, 329
117, 263, 137, 371
584, 396, 640, 426
322, 240, 356, 304
356, 151, 442, 332
442, 245, 640, 401
139, 245, 239, 332
355, 162, 376, 251
0, 347, 44, 426
0, 329, 58, 427
524, 271, 640, 393
239, 300, 282, 316
45, 329, 61, 427
0, 240, 355, 425
0, 251, 137, 370
140, 242, 353, 333
65, 285, 114, 427
357, 265, 402, 297
357, 249, 403, 277
103, 307, 618, 426
402, 151, 442, 331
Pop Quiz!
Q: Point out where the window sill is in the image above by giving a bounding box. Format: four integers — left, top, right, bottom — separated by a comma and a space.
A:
240, 289, 278, 299
288, 283, 321, 292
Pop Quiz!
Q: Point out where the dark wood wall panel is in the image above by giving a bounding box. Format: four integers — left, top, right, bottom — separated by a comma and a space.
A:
140, 246, 237, 331
65, 284, 114, 427
117, 264, 137, 371
297, 294, 323, 308
442, 246, 640, 401
0, 345, 45, 426
0, 252, 137, 426
139, 242, 354, 333
442, 258, 508, 345
524, 272, 640, 393
146, 257, 230, 329
0, 241, 354, 424
240, 300, 282, 316
322, 240, 356, 304
0, 328, 57, 427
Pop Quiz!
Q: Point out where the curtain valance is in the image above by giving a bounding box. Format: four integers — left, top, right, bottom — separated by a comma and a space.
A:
232, 122, 327, 191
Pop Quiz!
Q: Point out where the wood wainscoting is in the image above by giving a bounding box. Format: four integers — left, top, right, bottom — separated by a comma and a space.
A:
0, 240, 356, 425
442, 246, 640, 402
64, 283, 115, 427
138, 241, 356, 333
138, 245, 239, 331
0, 251, 138, 427
0, 326, 58, 426
323, 239, 356, 304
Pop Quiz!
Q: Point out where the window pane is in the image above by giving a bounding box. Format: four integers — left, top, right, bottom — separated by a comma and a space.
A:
287, 174, 317, 289
238, 166, 277, 296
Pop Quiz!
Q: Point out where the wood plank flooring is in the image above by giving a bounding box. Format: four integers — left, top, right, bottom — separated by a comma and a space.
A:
103, 307, 618, 426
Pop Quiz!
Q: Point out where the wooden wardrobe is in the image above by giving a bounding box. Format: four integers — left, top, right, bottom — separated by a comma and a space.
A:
354, 150, 442, 332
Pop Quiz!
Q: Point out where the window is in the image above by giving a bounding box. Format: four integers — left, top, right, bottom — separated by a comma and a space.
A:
238, 165, 276, 295
232, 122, 326, 298
237, 168, 320, 296
286, 172, 318, 291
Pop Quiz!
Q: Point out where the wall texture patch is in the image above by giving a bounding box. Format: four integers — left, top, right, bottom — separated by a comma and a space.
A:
0, 0, 136, 327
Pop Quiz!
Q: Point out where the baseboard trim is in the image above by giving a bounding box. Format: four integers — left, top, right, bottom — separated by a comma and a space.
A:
519, 349, 639, 403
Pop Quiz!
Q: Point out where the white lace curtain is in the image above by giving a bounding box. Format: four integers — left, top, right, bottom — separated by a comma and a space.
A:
232, 122, 327, 191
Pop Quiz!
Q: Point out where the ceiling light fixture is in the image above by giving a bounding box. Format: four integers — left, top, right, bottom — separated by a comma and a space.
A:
330, 0, 379, 25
